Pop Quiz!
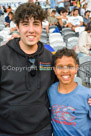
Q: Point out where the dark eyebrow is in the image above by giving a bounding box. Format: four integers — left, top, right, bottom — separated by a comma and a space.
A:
33, 20, 41, 23
21, 20, 41, 24
21, 20, 29, 23
57, 64, 75, 67
67, 64, 75, 66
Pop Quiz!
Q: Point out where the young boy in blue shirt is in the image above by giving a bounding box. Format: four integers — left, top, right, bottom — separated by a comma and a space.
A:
48, 48, 91, 136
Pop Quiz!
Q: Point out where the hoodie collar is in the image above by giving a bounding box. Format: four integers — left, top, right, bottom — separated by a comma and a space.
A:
6, 38, 44, 58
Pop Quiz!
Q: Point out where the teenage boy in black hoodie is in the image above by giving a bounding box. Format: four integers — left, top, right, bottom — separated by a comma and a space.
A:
0, 3, 54, 136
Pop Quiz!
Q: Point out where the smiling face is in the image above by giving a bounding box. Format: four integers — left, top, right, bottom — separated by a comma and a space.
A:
51, 11, 56, 17
54, 56, 78, 86
73, 9, 79, 16
8, 13, 13, 20
86, 11, 90, 16
16, 17, 42, 53
62, 12, 68, 17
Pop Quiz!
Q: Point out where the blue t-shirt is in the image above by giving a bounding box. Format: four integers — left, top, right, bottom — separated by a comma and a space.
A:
48, 82, 91, 136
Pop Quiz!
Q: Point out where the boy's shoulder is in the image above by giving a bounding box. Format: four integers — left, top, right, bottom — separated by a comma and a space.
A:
0, 44, 9, 55
78, 84, 90, 90
48, 82, 59, 92
48, 82, 59, 97
77, 84, 91, 94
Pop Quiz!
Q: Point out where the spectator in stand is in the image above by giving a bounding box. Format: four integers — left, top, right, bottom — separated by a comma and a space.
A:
68, 8, 83, 31
4, 13, 11, 27
80, 2, 87, 16
85, 0, 91, 11
47, 10, 58, 26
7, 6, 12, 13
83, 10, 90, 26
48, 48, 91, 136
77, 0, 81, 9
56, 8, 69, 31
75, 21, 91, 57
9, 12, 18, 34
74, 0, 86, 8
2, 12, 20, 45
64, 0, 70, 12
57, 0, 65, 14
50, 0, 56, 9
44, 0, 50, 10
35, 0, 40, 6
56, 9, 64, 31
54, 0, 58, 9
77, 0, 89, 15
70, 0, 85, 14
70, 0, 75, 11
71, 0, 77, 8
42, 19, 49, 36
2, 6, 7, 13
0, 3, 54, 135
60, 8, 69, 27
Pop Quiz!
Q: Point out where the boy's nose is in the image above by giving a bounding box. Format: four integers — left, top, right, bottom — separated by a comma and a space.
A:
28, 24, 34, 32
62, 66, 70, 72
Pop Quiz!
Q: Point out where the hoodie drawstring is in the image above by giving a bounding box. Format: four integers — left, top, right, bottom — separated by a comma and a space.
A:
25, 56, 41, 91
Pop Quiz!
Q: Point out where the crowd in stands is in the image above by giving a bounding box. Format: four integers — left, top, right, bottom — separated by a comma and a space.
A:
75, 22, 91, 57
0, 0, 91, 57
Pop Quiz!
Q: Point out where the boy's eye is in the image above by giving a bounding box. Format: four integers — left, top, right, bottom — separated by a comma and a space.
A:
56, 66, 75, 70
56, 66, 63, 69
67, 66, 75, 69
23, 23, 28, 26
34, 23, 40, 26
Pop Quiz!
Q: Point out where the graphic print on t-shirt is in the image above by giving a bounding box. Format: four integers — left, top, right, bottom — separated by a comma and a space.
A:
52, 104, 76, 126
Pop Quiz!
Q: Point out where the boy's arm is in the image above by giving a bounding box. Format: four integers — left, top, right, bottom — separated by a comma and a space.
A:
88, 104, 91, 119
88, 98, 91, 119
89, 107, 91, 119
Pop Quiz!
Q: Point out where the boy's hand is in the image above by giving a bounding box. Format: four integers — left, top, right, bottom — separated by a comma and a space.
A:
88, 98, 91, 106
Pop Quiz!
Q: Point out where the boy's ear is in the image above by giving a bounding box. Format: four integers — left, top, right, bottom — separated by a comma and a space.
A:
76, 64, 79, 69
75, 64, 79, 73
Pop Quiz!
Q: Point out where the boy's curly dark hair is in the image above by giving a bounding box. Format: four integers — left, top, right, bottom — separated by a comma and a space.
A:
53, 48, 79, 66
14, 2, 47, 26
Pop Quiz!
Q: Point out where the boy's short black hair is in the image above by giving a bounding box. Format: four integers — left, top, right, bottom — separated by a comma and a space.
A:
8, 12, 13, 15
61, 8, 67, 13
14, 2, 47, 27
8, 12, 14, 20
53, 48, 79, 66
73, 8, 79, 12
85, 10, 90, 15
52, 10, 56, 13
59, 7, 65, 14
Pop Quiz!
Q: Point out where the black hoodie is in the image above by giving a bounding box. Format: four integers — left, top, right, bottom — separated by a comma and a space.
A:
0, 38, 54, 135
